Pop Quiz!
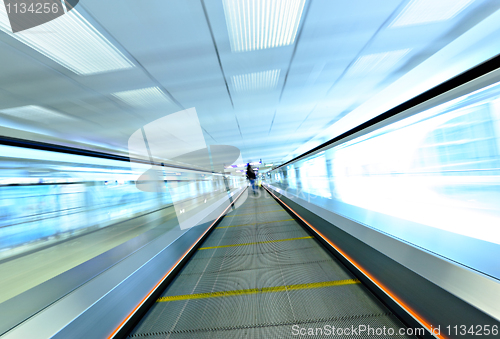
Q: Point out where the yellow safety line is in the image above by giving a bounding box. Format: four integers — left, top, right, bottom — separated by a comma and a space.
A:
225, 209, 285, 217
157, 279, 360, 302
216, 218, 295, 229
198, 236, 313, 250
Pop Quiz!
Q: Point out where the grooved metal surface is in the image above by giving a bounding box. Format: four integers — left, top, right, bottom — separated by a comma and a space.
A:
128, 189, 414, 338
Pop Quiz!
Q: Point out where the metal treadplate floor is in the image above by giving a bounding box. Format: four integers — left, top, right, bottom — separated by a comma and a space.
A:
128, 189, 415, 338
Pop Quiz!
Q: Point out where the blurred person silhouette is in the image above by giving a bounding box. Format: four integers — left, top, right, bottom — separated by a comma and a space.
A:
246, 163, 257, 194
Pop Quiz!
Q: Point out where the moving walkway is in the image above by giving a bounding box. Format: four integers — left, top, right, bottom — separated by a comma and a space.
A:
125, 188, 414, 338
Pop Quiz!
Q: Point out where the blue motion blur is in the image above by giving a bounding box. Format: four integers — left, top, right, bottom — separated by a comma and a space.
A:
270, 80, 500, 279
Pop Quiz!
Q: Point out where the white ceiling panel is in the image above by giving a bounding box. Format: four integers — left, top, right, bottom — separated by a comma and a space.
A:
0, 0, 498, 166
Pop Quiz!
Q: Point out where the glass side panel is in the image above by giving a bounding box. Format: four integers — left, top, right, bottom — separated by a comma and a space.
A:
0, 147, 245, 306
270, 80, 500, 279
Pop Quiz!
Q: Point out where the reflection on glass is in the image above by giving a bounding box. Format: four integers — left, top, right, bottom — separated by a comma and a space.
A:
270, 80, 500, 276
0, 151, 244, 305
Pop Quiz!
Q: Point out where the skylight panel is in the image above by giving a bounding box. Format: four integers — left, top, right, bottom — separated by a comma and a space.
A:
349, 49, 411, 75
232, 69, 280, 93
0, 105, 74, 121
112, 87, 172, 107
390, 0, 474, 27
222, 0, 306, 52
0, 2, 133, 75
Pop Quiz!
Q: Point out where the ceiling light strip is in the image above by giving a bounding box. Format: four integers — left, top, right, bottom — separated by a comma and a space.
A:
280, 0, 290, 46
275, 0, 284, 47
270, 0, 278, 48
0, 105, 74, 122
231, 69, 281, 93
390, 0, 474, 27
235, 0, 244, 52
0, 3, 133, 75
112, 87, 171, 107
223, 0, 306, 52
264, 0, 270, 49
349, 49, 411, 75
284, 0, 294, 45
287, 0, 300, 43
252, 0, 256, 51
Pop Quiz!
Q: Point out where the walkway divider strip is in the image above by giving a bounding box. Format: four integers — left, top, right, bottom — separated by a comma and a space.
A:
198, 236, 313, 250
216, 218, 294, 229
225, 209, 285, 217
157, 279, 360, 302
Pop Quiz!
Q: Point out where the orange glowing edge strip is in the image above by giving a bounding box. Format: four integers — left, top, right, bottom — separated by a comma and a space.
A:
263, 185, 445, 339
107, 187, 248, 339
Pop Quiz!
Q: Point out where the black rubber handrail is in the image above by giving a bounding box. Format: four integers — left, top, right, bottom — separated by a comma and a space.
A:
0, 135, 213, 173
275, 53, 500, 170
